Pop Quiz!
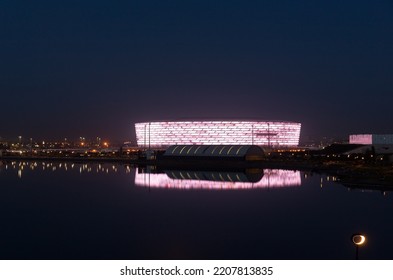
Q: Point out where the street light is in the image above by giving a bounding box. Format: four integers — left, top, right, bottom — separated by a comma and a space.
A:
351, 233, 366, 260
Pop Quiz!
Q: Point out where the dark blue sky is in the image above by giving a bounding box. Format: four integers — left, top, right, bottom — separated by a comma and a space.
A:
1, 0, 393, 142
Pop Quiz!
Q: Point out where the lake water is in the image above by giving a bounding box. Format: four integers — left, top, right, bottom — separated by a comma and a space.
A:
0, 160, 392, 260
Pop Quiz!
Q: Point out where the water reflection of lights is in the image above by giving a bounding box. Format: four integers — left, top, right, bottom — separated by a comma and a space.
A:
0, 161, 301, 189
0, 161, 133, 178
134, 169, 301, 189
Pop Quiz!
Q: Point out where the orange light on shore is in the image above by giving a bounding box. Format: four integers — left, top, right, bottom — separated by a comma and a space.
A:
351, 233, 366, 260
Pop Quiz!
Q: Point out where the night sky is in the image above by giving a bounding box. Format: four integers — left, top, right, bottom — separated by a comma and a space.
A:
1, 0, 393, 143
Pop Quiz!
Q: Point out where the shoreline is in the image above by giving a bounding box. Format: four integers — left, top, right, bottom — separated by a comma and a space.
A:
2, 155, 393, 188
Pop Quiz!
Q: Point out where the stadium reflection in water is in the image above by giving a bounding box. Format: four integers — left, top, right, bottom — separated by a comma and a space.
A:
1, 161, 301, 189
134, 168, 301, 189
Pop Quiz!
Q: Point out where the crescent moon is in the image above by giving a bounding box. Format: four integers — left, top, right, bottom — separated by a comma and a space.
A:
353, 235, 366, 245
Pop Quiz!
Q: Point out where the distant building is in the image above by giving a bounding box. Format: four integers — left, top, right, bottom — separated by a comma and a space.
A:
135, 120, 301, 148
349, 134, 393, 145
343, 134, 393, 161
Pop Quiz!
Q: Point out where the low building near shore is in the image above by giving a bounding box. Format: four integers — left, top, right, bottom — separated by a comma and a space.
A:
163, 145, 264, 161
347, 134, 393, 161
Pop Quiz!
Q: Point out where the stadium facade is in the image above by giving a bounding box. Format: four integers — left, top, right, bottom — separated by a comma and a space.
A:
135, 120, 301, 148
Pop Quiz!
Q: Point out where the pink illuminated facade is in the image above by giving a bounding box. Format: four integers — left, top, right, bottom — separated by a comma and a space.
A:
349, 134, 373, 144
349, 134, 393, 145
135, 121, 301, 147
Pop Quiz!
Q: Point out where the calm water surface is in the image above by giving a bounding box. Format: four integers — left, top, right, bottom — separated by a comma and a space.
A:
1, 161, 392, 260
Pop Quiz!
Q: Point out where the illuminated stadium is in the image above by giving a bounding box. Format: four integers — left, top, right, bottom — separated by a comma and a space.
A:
135, 120, 301, 147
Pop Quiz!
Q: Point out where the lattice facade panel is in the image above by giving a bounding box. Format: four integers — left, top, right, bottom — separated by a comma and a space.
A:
135, 121, 301, 147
